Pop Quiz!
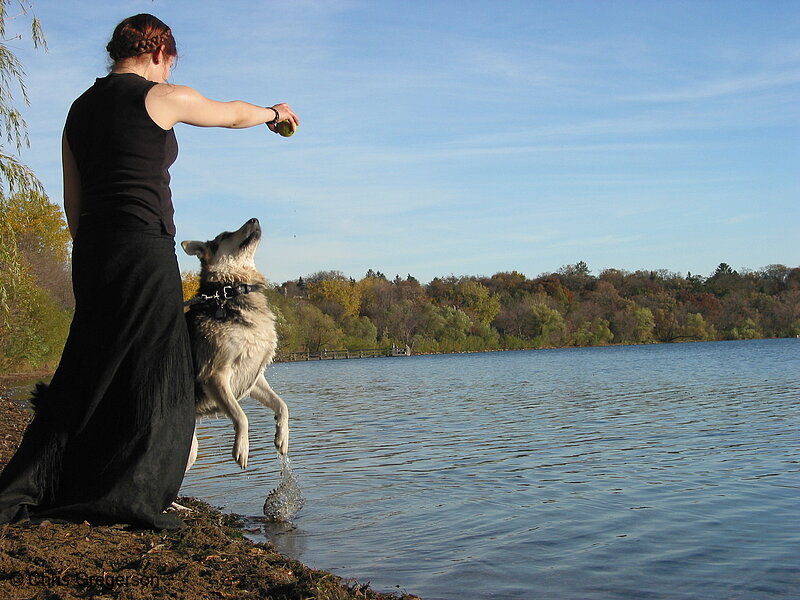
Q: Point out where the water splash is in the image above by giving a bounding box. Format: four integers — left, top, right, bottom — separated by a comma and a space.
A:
263, 454, 305, 522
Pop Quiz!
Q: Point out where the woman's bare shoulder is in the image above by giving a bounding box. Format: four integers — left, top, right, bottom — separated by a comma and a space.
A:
148, 82, 201, 101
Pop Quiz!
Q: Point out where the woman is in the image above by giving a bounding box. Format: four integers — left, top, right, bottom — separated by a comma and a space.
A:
0, 13, 298, 530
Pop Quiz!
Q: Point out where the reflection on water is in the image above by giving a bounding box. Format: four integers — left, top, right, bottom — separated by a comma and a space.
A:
180, 339, 800, 600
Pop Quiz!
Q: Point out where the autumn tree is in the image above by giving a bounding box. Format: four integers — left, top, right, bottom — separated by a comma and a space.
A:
307, 276, 361, 320
557, 261, 594, 292
394, 274, 426, 304
425, 277, 500, 326
357, 274, 396, 337
492, 294, 565, 347
2, 190, 71, 304
531, 275, 574, 306
425, 275, 461, 306
181, 270, 200, 302
485, 271, 527, 298
0, 194, 71, 372
706, 263, 745, 297
385, 299, 425, 347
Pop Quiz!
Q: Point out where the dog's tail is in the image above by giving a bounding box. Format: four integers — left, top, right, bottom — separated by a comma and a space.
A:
2, 382, 68, 508
29, 382, 52, 414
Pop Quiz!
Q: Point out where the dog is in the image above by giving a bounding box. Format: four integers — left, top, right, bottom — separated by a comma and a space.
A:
181, 218, 288, 472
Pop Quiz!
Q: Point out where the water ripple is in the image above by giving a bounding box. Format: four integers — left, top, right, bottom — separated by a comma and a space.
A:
181, 339, 800, 599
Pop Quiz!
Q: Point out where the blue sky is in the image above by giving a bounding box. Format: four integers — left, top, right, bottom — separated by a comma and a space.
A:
11, 0, 800, 284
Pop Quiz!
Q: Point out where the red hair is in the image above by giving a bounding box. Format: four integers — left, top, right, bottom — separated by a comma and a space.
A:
106, 14, 177, 62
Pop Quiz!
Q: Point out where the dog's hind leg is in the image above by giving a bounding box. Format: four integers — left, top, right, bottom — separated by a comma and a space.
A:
169, 501, 193, 512
250, 373, 289, 455
203, 372, 250, 468
169, 428, 200, 513
185, 427, 199, 472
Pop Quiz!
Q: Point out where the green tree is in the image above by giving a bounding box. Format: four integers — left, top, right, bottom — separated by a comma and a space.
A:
293, 301, 343, 354
493, 295, 565, 346
0, 0, 46, 196
457, 280, 501, 326
558, 261, 594, 292
529, 303, 566, 347
677, 312, 715, 341
0, 3, 67, 373
340, 315, 378, 349
610, 304, 655, 343
571, 317, 614, 346
714, 263, 734, 275
436, 306, 472, 351
0, 273, 70, 371
263, 287, 305, 354
729, 317, 761, 340
706, 263, 752, 298
632, 306, 655, 343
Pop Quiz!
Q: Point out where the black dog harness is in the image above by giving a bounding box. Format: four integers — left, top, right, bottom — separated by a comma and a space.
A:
184, 283, 264, 318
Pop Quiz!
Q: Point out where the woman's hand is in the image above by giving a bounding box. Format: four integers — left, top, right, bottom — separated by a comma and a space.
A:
267, 103, 299, 134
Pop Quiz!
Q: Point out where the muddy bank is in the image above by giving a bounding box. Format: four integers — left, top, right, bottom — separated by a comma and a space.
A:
0, 389, 420, 600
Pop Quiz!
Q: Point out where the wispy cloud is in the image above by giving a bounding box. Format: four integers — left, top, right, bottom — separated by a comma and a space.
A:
724, 214, 756, 225
551, 235, 644, 249
622, 69, 800, 103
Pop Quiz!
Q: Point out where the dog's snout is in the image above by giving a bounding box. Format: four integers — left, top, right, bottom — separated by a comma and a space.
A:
248, 218, 259, 225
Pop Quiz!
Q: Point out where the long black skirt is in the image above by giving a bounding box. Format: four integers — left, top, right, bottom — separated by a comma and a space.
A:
0, 213, 195, 530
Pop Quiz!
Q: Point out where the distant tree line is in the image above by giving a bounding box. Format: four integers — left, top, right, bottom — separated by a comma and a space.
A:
5, 190, 799, 374
204, 260, 799, 358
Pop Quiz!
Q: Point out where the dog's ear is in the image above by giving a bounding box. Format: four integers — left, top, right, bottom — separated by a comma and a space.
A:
181, 240, 206, 257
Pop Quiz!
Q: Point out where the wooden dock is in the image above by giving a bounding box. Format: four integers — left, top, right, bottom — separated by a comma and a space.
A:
276, 346, 411, 362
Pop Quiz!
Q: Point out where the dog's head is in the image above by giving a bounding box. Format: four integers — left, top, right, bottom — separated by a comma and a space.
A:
181, 218, 262, 276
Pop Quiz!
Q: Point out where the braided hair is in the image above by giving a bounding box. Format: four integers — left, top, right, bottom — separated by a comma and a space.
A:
107, 14, 177, 62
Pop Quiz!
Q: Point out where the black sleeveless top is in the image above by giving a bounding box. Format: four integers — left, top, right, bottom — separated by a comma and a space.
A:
65, 73, 179, 235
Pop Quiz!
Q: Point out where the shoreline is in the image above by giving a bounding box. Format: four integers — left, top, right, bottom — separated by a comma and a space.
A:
272, 335, 784, 364
0, 387, 420, 600
4, 338, 785, 384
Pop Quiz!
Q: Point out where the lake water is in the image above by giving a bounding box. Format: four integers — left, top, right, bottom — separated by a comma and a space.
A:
179, 339, 800, 599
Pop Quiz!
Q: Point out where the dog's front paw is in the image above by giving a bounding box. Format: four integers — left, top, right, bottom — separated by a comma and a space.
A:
233, 436, 249, 469
274, 421, 289, 455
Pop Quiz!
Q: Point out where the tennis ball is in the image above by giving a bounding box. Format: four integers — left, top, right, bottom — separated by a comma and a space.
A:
276, 120, 295, 137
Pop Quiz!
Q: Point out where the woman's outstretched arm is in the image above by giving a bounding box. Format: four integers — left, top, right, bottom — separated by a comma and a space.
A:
145, 84, 299, 132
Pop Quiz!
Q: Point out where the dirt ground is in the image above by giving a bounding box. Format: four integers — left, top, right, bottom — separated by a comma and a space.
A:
0, 387, 421, 600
